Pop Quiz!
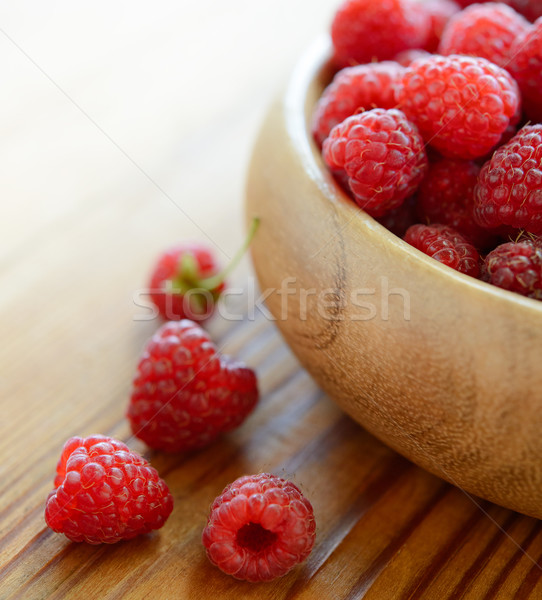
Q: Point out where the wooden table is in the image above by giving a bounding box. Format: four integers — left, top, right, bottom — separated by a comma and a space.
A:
2, 2, 542, 598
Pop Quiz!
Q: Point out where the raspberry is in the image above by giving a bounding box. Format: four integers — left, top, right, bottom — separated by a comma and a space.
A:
423, 0, 461, 52
474, 125, 542, 235
44, 435, 173, 544
404, 223, 481, 277
483, 238, 542, 298
149, 242, 223, 322
322, 108, 428, 217
395, 54, 520, 160
202, 473, 316, 582
508, 17, 542, 123
416, 157, 497, 248
127, 320, 258, 452
148, 219, 259, 322
438, 3, 529, 68
331, 0, 430, 67
311, 61, 405, 147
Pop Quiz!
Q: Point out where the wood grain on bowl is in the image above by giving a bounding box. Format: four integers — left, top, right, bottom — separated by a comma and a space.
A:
245, 37, 542, 519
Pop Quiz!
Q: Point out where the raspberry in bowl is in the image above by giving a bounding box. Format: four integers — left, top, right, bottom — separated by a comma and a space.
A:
245, 37, 542, 519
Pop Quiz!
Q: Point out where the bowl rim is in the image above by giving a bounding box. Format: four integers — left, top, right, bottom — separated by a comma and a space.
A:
283, 35, 542, 315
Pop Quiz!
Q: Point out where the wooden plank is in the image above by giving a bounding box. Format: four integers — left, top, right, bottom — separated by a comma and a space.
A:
2, 1, 542, 598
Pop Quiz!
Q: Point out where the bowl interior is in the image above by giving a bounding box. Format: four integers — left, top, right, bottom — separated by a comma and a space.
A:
285, 35, 542, 315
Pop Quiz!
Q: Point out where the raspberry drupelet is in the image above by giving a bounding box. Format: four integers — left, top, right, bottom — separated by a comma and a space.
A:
322, 108, 428, 217
311, 61, 405, 147
202, 473, 316, 582
127, 320, 258, 453
44, 435, 173, 544
474, 125, 542, 235
483, 238, 542, 299
404, 223, 481, 277
394, 54, 520, 160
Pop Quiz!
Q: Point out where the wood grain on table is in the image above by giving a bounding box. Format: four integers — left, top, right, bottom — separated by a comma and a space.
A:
1, 2, 542, 598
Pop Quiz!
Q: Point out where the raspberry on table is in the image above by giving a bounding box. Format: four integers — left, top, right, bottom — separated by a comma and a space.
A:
44, 435, 173, 544
474, 125, 542, 235
404, 223, 481, 277
423, 0, 461, 52
311, 61, 405, 147
202, 473, 316, 582
438, 2, 529, 68
149, 242, 223, 322
394, 54, 520, 160
331, 0, 430, 67
127, 320, 258, 453
416, 157, 497, 248
322, 108, 428, 217
508, 17, 542, 123
148, 219, 259, 322
483, 238, 542, 299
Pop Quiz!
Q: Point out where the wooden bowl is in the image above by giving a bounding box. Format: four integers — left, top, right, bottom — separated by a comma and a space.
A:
245, 37, 542, 519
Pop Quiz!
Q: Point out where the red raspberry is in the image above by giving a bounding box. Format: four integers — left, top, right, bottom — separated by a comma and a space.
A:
44, 435, 173, 544
149, 242, 223, 322
127, 320, 258, 452
202, 473, 316, 582
438, 3, 529, 68
404, 223, 481, 277
423, 0, 461, 52
395, 54, 520, 160
322, 108, 428, 217
311, 61, 405, 147
483, 238, 542, 298
474, 125, 542, 235
508, 17, 542, 123
417, 157, 497, 248
331, 0, 430, 67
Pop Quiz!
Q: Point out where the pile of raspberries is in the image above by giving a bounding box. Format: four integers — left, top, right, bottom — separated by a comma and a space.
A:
313, 0, 542, 300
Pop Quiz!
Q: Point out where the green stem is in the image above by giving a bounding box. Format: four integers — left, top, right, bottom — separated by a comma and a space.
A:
200, 217, 260, 290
